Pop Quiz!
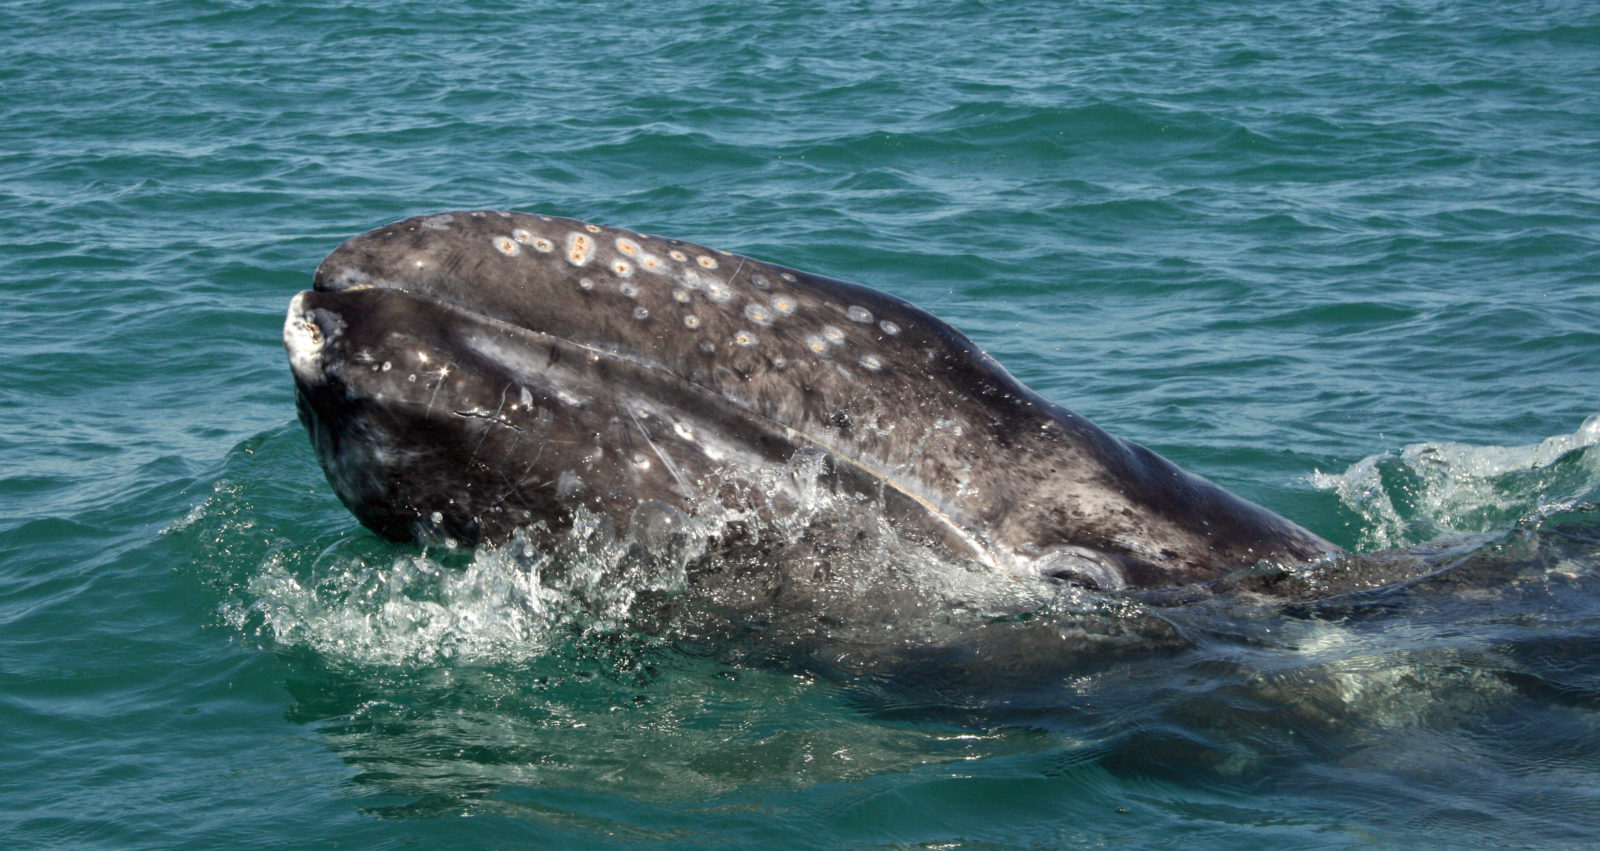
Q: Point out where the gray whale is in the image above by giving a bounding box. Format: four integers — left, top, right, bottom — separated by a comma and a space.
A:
284, 210, 1336, 590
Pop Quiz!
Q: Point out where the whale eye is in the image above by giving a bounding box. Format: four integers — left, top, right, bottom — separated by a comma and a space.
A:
1035, 547, 1127, 592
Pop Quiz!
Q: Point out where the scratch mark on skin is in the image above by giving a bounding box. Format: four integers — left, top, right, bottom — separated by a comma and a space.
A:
500, 442, 545, 506
465, 384, 515, 463
520, 444, 546, 484
442, 252, 467, 278
452, 408, 523, 429
424, 366, 450, 418
625, 403, 697, 502
485, 425, 529, 508
723, 256, 751, 310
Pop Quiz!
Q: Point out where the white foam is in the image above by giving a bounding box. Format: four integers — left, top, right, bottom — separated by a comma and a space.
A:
1312, 414, 1600, 550
226, 542, 556, 666
227, 445, 1093, 669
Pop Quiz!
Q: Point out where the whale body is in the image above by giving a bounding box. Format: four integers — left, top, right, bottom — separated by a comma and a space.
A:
284, 210, 1336, 591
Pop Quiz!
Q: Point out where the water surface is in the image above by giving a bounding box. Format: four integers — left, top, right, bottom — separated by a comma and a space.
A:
3, 0, 1599, 847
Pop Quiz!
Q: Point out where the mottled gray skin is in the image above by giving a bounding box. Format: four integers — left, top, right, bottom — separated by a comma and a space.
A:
285, 210, 1337, 590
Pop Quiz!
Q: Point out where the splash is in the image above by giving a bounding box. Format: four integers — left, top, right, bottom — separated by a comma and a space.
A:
223, 536, 559, 667
1311, 415, 1600, 551
218, 444, 1091, 672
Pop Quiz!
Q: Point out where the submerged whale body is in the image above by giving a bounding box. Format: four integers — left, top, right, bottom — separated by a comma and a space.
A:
284, 210, 1336, 591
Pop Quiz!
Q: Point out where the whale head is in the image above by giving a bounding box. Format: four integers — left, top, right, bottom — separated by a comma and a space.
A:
286, 210, 1337, 589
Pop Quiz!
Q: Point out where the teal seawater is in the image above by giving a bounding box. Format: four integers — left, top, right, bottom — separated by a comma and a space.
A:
4, 0, 1600, 847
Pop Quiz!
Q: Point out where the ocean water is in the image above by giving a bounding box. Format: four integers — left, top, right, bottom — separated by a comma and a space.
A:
4, 0, 1600, 847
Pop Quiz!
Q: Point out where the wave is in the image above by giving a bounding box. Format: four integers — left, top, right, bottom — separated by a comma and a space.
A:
1312, 415, 1600, 551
